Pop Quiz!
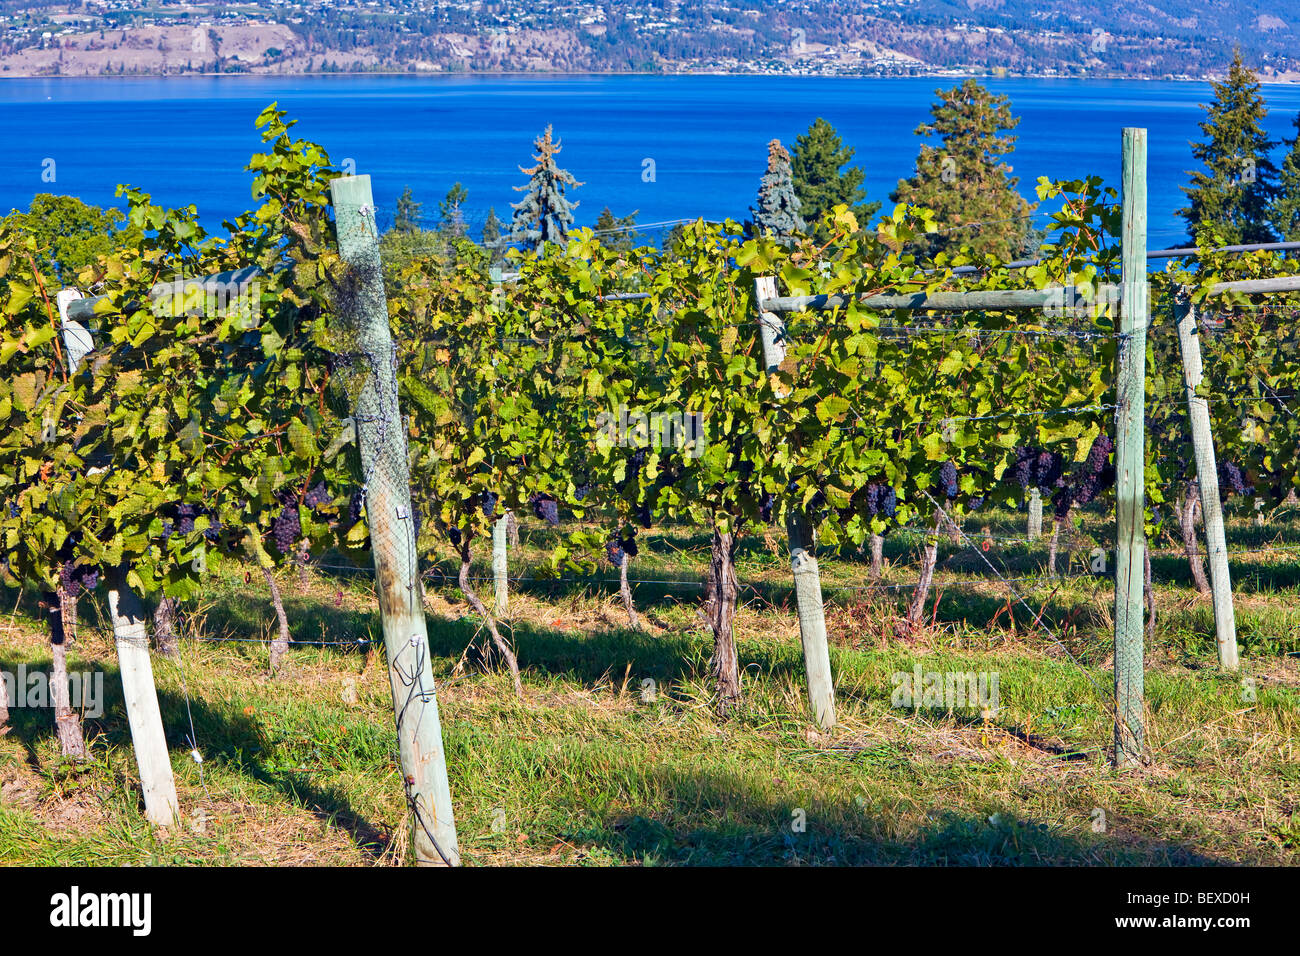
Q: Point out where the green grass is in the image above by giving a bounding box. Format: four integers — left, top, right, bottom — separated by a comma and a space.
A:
0, 505, 1296, 865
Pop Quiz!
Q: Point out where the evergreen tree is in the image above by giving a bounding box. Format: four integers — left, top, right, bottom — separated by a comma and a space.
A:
1269, 114, 1300, 240
751, 139, 806, 238
394, 186, 422, 234
482, 206, 502, 248
509, 125, 582, 249
439, 182, 468, 238
890, 79, 1033, 261
1179, 50, 1279, 245
791, 117, 880, 229
594, 206, 641, 252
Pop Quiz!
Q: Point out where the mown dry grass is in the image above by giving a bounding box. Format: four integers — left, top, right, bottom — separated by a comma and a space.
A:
0, 506, 1296, 866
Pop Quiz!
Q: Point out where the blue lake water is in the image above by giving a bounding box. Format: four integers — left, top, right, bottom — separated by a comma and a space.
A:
5, 74, 1300, 248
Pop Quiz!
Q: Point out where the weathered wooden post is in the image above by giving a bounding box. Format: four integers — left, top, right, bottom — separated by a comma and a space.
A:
492, 513, 509, 616
754, 276, 837, 731
331, 174, 460, 865
57, 288, 179, 826
1027, 488, 1043, 540
1113, 128, 1148, 769
1173, 294, 1238, 671
107, 573, 181, 825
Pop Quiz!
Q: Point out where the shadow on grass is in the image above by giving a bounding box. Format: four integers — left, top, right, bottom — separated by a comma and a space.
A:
0, 652, 394, 862
550, 767, 1221, 865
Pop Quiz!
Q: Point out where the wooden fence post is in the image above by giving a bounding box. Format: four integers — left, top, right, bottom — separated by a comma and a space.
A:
755, 276, 836, 730
106, 572, 180, 826
1173, 295, 1239, 671
57, 288, 179, 826
1113, 128, 1148, 769
331, 174, 460, 865
1027, 488, 1043, 540
493, 513, 509, 616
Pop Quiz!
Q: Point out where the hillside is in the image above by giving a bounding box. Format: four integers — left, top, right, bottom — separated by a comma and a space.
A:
1, 0, 1297, 79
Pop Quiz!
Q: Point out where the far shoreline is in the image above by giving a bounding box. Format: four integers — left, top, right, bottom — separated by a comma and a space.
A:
4, 69, 1297, 85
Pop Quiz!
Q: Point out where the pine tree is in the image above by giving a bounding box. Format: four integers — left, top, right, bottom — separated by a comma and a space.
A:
1179, 50, 1279, 245
791, 117, 880, 229
439, 182, 468, 238
594, 206, 640, 252
751, 139, 806, 238
509, 125, 582, 250
482, 206, 502, 248
1270, 115, 1300, 240
890, 79, 1034, 261
394, 186, 422, 234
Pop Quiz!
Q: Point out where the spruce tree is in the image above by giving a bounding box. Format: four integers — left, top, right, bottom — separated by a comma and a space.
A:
594, 206, 640, 252
751, 139, 806, 239
439, 182, 468, 238
791, 117, 880, 229
482, 206, 502, 248
509, 125, 582, 250
890, 79, 1033, 261
394, 186, 422, 234
1270, 114, 1300, 241
1179, 50, 1279, 245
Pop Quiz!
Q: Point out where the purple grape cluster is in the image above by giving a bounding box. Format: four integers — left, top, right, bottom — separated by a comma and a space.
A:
481, 490, 498, 518
7, 501, 19, 519
1012, 447, 1065, 490
1073, 433, 1116, 506
448, 526, 462, 547
1219, 461, 1250, 498
759, 492, 776, 524
348, 491, 365, 524
271, 498, 302, 553
574, 480, 592, 502
938, 461, 958, 499
863, 483, 898, 519
175, 503, 197, 536
636, 503, 652, 528
530, 494, 560, 527
615, 449, 647, 493
58, 561, 100, 599
605, 533, 639, 566
303, 481, 330, 509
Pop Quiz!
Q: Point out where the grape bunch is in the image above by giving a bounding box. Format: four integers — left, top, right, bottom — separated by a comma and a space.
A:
303, 481, 330, 509
862, 482, 899, 519
175, 503, 198, 536
615, 449, 647, 493
271, 497, 303, 553
605, 533, 639, 566
481, 490, 498, 518
448, 526, 462, 547
938, 461, 959, 499
348, 490, 365, 525
58, 561, 100, 599
1072, 433, 1116, 506
759, 492, 776, 524
574, 480, 592, 502
1219, 461, 1250, 498
6, 501, 19, 519
636, 502, 652, 528
530, 494, 560, 527
1012, 447, 1065, 489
